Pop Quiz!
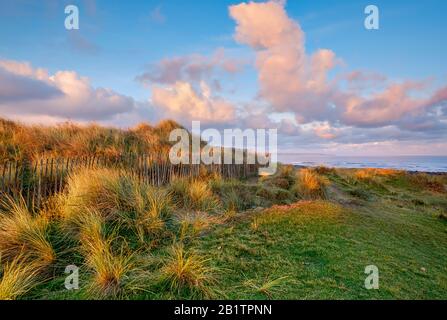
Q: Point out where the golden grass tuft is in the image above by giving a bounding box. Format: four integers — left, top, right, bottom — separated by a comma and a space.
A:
189, 180, 220, 211
85, 239, 136, 299
0, 255, 42, 300
77, 211, 139, 298
294, 169, 330, 199
61, 168, 173, 241
159, 244, 219, 298
123, 184, 173, 242
0, 196, 55, 267
169, 178, 221, 212
355, 168, 402, 181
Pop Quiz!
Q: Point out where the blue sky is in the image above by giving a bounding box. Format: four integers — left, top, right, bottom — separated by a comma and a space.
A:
1, 0, 446, 98
0, 0, 446, 155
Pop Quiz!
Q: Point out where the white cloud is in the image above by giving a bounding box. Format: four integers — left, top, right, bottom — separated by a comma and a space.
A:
0, 59, 137, 122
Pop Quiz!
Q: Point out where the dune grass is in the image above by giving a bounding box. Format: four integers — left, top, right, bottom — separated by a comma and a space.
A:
1, 162, 446, 300
169, 178, 221, 212
0, 117, 186, 161
0, 255, 43, 300
158, 244, 219, 299
294, 168, 330, 200
60, 168, 174, 243
0, 196, 55, 267
83, 235, 137, 299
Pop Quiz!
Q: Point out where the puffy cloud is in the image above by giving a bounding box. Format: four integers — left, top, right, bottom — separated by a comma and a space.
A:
230, 0, 338, 121
341, 81, 429, 127
152, 81, 235, 123
229, 1, 447, 132
339, 82, 447, 128
0, 59, 137, 122
0, 67, 62, 103
138, 49, 245, 125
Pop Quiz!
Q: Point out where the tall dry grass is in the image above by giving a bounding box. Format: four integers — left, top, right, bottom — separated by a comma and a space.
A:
75, 209, 141, 298
159, 244, 219, 299
0, 117, 184, 161
61, 168, 173, 241
355, 168, 402, 182
0, 196, 55, 267
169, 178, 221, 212
0, 254, 43, 300
294, 169, 330, 200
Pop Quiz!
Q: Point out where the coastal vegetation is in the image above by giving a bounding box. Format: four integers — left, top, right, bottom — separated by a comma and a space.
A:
0, 119, 446, 300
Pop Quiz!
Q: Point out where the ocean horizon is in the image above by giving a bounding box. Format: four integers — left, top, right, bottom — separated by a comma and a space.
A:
278, 154, 447, 173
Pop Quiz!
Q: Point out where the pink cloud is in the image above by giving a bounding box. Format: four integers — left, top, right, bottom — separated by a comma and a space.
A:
313, 122, 338, 139
151, 81, 236, 123
230, 0, 338, 119
229, 1, 447, 131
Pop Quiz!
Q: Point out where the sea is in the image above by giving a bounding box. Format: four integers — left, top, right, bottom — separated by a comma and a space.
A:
278, 154, 447, 173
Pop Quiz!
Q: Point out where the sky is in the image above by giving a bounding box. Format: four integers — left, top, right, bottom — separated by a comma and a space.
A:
0, 0, 446, 156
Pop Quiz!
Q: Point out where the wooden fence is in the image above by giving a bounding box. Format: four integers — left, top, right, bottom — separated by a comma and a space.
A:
0, 155, 259, 210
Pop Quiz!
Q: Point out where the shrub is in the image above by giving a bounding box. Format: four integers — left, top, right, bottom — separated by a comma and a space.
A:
268, 177, 291, 190
262, 165, 295, 190
408, 173, 446, 193
0, 196, 55, 267
294, 169, 330, 200
313, 166, 336, 175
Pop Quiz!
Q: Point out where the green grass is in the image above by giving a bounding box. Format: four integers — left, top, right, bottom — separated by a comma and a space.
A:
191, 198, 447, 299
